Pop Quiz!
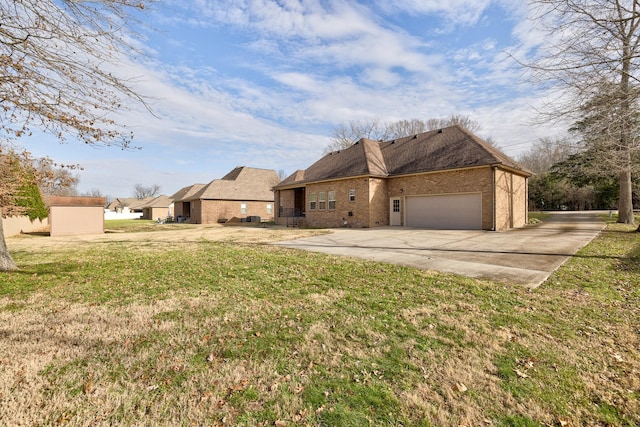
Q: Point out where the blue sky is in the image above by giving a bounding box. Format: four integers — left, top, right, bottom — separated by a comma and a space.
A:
20, 0, 563, 198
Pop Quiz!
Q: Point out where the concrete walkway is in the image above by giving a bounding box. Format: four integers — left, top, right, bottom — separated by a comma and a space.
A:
274, 211, 607, 288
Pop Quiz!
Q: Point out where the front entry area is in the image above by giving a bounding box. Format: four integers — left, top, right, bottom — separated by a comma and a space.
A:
405, 193, 482, 229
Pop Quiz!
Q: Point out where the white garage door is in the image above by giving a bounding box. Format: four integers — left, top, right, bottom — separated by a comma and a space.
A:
405, 193, 482, 229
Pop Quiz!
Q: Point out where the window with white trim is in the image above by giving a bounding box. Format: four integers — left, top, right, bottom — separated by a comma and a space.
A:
309, 193, 317, 210
266, 203, 272, 214
349, 189, 356, 202
328, 191, 336, 210
318, 192, 326, 210
241, 203, 247, 214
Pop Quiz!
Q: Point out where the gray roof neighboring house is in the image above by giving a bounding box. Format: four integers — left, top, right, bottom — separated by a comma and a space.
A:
188, 166, 280, 201
277, 125, 531, 187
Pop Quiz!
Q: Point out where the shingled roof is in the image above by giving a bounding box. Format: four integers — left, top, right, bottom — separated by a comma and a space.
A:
277, 125, 530, 187
140, 195, 173, 209
188, 166, 280, 201
127, 197, 154, 210
170, 184, 206, 202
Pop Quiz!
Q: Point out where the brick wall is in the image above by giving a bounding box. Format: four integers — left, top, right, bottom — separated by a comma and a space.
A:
305, 177, 373, 228
198, 200, 274, 224
495, 170, 528, 230
387, 167, 495, 229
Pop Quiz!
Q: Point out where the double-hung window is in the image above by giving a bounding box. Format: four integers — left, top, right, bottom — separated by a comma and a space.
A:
241, 203, 247, 214
349, 189, 356, 202
309, 193, 317, 210
318, 192, 326, 210
328, 191, 336, 210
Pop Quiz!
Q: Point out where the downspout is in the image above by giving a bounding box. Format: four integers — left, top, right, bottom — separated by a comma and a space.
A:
525, 176, 529, 226
491, 166, 497, 231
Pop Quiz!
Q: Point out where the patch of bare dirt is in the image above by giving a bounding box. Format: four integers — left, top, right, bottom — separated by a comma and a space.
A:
6, 224, 328, 250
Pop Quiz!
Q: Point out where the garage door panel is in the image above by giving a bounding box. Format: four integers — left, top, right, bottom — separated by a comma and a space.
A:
406, 193, 481, 229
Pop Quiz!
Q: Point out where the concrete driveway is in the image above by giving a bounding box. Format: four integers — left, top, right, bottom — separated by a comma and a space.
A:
274, 211, 607, 288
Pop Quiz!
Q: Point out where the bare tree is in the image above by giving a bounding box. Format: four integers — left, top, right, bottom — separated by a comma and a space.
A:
525, 0, 640, 224
134, 183, 160, 199
325, 115, 488, 154
0, 0, 154, 270
518, 137, 576, 174
425, 114, 482, 134
325, 119, 392, 153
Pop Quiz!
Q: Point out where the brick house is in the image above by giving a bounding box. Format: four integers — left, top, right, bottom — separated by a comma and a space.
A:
139, 195, 174, 220
182, 166, 280, 224
170, 184, 205, 221
274, 126, 532, 231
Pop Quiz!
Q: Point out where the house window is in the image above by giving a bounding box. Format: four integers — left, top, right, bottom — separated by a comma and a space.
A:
349, 189, 356, 202
309, 193, 317, 210
328, 191, 336, 210
393, 199, 401, 213
241, 203, 247, 214
318, 192, 326, 210
266, 203, 272, 214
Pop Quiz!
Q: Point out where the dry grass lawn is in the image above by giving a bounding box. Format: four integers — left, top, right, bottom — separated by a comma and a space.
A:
1, 220, 638, 426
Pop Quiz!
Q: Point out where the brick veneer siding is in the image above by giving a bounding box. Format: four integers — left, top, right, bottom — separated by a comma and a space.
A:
368, 178, 389, 227
305, 177, 375, 228
195, 200, 274, 224
190, 200, 202, 223
173, 202, 187, 218
387, 167, 495, 230
494, 169, 528, 230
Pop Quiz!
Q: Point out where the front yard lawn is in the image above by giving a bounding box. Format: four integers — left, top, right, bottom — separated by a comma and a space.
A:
1, 221, 638, 426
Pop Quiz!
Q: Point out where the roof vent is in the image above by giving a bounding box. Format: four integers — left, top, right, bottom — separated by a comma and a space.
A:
413, 134, 418, 139
354, 141, 359, 145
437, 129, 443, 133
391, 139, 396, 144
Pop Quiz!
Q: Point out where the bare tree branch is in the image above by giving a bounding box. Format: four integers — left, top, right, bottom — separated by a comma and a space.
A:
524, 0, 640, 224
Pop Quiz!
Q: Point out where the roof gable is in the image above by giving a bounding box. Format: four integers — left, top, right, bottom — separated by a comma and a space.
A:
170, 184, 205, 202
299, 137, 388, 184
189, 166, 280, 201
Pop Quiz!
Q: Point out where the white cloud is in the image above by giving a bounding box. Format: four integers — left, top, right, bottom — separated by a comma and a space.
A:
376, 0, 492, 27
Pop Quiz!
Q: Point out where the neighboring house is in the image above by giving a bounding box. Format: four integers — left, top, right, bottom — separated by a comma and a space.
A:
104, 197, 143, 219
170, 184, 205, 222
139, 195, 174, 220
185, 166, 280, 224
48, 196, 105, 236
107, 197, 138, 213
274, 125, 532, 231
127, 197, 153, 216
